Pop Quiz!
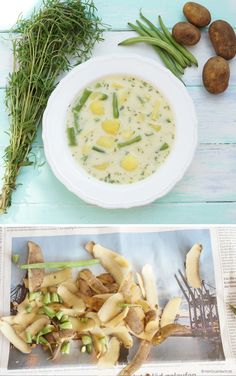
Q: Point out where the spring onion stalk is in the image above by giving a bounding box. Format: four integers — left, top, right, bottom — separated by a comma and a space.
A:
160, 142, 169, 151
59, 321, 73, 330
119, 37, 187, 68
67, 127, 77, 147
73, 89, 92, 112
158, 15, 198, 66
82, 335, 92, 345
43, 292, 51, 305
112, 93, 119, 118
118, 135, 142, 148
12, 254, 20, 264
20, 258, 100, 269
92, 146, 106, 153
61, 341, 71, 355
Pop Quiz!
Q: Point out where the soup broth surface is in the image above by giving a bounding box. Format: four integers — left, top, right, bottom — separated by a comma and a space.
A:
66, 75, 175, 184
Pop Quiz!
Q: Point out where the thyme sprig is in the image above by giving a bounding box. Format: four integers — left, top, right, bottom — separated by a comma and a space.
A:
0, 0, 106, 213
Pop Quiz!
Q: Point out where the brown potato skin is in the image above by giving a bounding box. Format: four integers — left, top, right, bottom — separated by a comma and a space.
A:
202, 56, 230, 94
209, 20, 236, 60
183, 2, 211, 27
172, 22, 201, 45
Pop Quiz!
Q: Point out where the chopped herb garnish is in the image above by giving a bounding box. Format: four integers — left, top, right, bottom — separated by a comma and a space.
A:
160, 143, 169, 151
92, 146, 105, 153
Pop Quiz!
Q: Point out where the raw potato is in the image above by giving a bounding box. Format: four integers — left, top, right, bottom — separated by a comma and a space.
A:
186, 243, 202, 288
183, 2, 211, 27
172, 22, 201, 46
209, 20, 236, 60
202, 56, 230, 94
160, 297, 182, 327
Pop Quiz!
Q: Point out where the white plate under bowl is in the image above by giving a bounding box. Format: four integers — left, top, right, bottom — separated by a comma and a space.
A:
42, 54, 197, 209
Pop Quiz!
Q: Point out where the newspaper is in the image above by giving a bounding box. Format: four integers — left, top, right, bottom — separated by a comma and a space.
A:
0, 225, 236, 376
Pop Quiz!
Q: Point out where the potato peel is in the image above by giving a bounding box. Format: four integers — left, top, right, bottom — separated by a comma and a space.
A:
186, 243, 202, 288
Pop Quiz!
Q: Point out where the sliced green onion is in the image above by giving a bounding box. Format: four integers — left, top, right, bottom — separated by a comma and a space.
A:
92, 146, 105, 153
25, 304, 33, 313
41, 325, 54, 335
160, 142, 169, 151
12, 254, 20, 264
73, 89, 92, 112
112, 92, 119, 118
28, 291, 41, 301
43, 292, 51, 305
59, 321, 72, 330
43, 306, 56, 318
51, 292, 59, 303
118, 135, 142, 148
82, 335, 92, 345
67, 127, 77, 147
38, 336, 49, 346
20, 258, 100, 270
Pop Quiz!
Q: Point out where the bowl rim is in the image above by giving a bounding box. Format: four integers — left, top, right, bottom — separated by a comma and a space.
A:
42, 53, 198, 209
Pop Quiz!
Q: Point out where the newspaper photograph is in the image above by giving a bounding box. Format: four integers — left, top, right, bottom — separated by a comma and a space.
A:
0, 226, 236, 376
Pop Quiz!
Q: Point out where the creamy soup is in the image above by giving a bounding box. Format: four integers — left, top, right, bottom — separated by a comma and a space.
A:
66, 75, 175, 184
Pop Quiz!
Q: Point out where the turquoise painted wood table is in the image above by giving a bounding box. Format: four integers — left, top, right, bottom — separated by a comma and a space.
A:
0, 0, 236, 224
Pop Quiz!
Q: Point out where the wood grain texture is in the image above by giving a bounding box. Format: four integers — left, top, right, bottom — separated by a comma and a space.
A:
0, 1, 236, 224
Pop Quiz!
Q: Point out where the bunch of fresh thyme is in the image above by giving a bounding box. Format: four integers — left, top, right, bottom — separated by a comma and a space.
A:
0, 0, 106, 213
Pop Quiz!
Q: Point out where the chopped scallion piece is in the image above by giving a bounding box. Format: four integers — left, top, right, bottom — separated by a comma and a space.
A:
60, 314, 69, 323
55, 310, 64, 321
51, 292, 59, 303
28, 291, 41, 301
86, 344, 93, 353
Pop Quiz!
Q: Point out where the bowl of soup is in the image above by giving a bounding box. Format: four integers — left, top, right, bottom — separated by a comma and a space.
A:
42, 54, 197, 208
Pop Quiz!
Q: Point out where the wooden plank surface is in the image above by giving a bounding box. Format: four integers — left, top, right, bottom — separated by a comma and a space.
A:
0, 0, 236, 224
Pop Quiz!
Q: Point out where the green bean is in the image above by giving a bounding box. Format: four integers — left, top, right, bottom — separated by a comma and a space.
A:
139, 11, 170, 45
20, 258, 100, 269
61, 341, 71, 355
119, 36, 187, 68
92, 146, 105, 153
118, 135, 142, 148
67, 127, 77, 147
73, 88, 92, 112
112, 92, 119, 118
43, 292, 51, 305
135, 21, 186, 75
73, 111, 79, 133
158, 16, 198, 66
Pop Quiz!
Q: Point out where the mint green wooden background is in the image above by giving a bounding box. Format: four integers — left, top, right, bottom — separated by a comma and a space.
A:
0, 0, 236, 224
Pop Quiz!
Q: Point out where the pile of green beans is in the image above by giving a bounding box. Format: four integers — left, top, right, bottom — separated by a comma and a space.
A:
118, 12, 198, 81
